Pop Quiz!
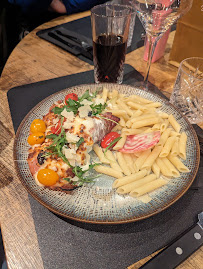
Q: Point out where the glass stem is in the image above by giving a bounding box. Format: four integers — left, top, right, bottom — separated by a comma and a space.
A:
144, 35, 158, 86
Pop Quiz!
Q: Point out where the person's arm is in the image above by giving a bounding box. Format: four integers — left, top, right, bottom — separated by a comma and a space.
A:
8, 0, 53, 14
62, 0, 108, 14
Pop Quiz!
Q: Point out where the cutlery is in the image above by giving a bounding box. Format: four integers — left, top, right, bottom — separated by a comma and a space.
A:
48, 32, 93, 61
140, 211, 203, 269
48, 32, 80, 56
55, 29, 92, 51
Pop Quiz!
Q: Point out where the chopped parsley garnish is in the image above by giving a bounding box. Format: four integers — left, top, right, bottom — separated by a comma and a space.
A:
73, 163, 100, 186
78, 89, 99, 102
51, 106, 64, 115
45, 120, 72, 167
90, 103, 107, 116
52, 99, 82, 115
52, 89, 106, 117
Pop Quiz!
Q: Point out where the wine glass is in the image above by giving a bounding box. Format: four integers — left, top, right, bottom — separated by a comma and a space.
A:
133, 0, 193, 88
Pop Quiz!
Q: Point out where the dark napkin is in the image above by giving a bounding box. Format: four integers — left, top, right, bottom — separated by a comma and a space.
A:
36, 16, 145, 64
8, 66, 203, 269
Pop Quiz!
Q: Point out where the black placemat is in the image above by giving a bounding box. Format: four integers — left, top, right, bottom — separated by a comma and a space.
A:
8, 67, 203, 269
36, 15, 145, 64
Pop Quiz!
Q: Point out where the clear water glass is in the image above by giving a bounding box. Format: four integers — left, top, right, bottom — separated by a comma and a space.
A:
170, 57, 203, 124
110, 0, 136, 47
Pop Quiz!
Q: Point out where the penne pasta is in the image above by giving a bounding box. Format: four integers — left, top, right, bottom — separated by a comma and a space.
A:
127, 101, 148, 111
110, 110, 129, 121
168, 154, 190, 173
111, 125, 123, 132
105, 150, 123, 172
170, 131, 181, 137
161, 157, 180, 178
117, 174, 157, 194
141, 145, 163, 170
168, 114, 181, 133
130, 95, 153, 104
155, 158, 171, 177
160, 120, 169, 133
119, 117, 126, 127
130, 179, 167, 197
116, 99, 133, 116
152, 162, 160, 178
123, 153, 136, 173
158, 128, 172, 146
108, 91, 113, 99
152, 123, 161, 131
143, 128, 153, 133
134, 149, 151, 172
113, 135, 127, 150
125, 120, 133, 128
116, 152, 131, 176
178, 132, 187, 160
145, 102, 162, 108
171, 137, 179, 156
121, 128, 144, 135
93, 144, 110, 164
158, 112, 169, 119
112, 89, 118, 98
102, 87, 108, 102
130, 113, 157, 123
95, 87, 190, 201
94, 165, 123, 178
118, 93, 126, 98
132, 117, 160, 129
131, 110, 143, 118
112, 169, 148, 188
159, 136, 176, 158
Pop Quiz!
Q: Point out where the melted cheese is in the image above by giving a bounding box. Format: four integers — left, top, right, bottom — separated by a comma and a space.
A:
66, 132, 80, 143
63, 121, 73, 129
94, 97, 105, 105
78, 105, 92, 118
82, 118, 94, 134
62, 147, 76, 159
61, 110, 74, 121
81, 99, 93, 106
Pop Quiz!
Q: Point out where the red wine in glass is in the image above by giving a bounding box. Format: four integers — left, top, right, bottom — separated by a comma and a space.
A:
93, 34, 127, 84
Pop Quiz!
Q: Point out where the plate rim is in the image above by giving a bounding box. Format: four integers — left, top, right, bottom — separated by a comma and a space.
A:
13, 83, 200, 224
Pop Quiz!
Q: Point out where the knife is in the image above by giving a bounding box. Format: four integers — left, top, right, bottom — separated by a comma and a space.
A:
48, 32, 93, 61
55, 29, 92, 51
139, 212, 203, 269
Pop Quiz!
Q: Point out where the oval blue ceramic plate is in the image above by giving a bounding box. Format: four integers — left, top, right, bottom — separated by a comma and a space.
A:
14, 84, 200, 224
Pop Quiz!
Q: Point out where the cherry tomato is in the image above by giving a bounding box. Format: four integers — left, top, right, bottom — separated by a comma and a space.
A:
51, 119, 62, 135
30, 119, 46, 133
101, 132, 120, 148
37, 169, 59, 186
65, 93, 78, 104
27, 132, 45, 145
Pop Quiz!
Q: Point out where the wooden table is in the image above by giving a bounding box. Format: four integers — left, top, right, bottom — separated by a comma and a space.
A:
0, 11, 202, 269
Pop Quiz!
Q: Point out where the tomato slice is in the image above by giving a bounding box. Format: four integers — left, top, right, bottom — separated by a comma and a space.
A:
51, 120, 62, 135
119, 131, 160, 153
101, 132, 120, 148
65, 93, 78, 104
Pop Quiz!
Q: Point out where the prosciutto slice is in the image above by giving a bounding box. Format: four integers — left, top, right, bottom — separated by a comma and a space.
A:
92, 112, 120, 143
119, 131, 160, 153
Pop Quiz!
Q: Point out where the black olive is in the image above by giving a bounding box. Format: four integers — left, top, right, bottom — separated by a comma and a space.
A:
37, 151, 46, 165
88, 111, 92, 117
